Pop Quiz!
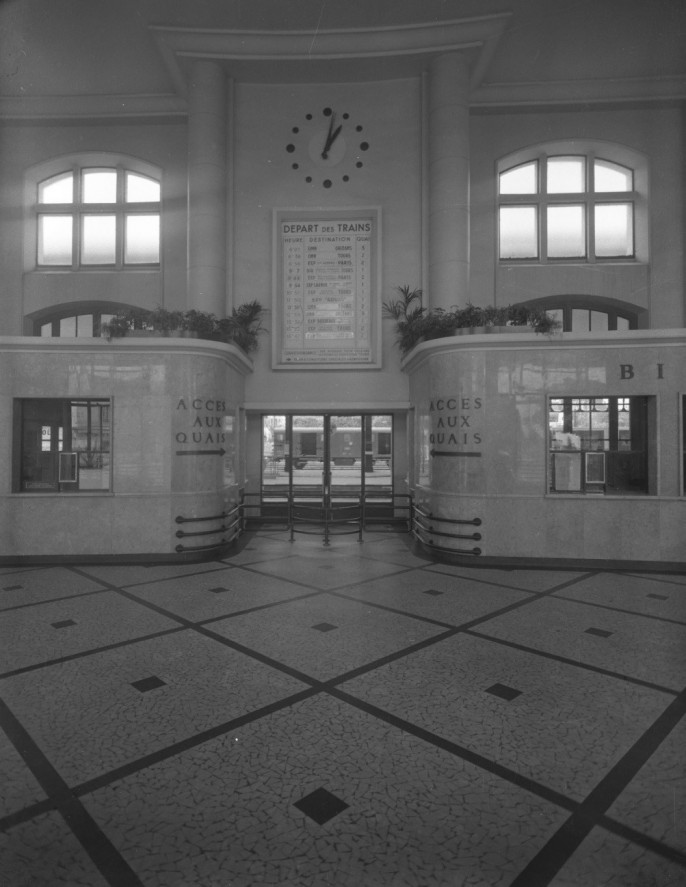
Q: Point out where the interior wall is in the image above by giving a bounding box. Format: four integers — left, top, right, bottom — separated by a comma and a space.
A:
469, 106, 684, 327
0, 122, 188, 336
233, 79, 420, 408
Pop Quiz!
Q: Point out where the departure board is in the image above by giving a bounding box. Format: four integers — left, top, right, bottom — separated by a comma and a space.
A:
274, 212, 379, 368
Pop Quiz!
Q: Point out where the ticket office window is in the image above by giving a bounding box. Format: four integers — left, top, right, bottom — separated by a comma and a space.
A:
548, 396, 653, 494
16, 399, 111, 492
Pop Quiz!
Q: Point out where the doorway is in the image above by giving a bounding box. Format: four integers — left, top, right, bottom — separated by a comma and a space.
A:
261, 414, 393, 506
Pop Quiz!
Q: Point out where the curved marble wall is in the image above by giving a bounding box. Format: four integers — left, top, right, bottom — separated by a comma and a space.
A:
0, 337, 251, 560
405, 330, 685, 567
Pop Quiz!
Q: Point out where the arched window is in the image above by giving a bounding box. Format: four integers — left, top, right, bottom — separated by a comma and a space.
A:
532, 300, 640, 332
32, 162, 160, 269
498, 147, 644, 263
26, 301, 139, 338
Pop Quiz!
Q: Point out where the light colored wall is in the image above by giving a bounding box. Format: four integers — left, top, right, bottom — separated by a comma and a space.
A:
0, 123, 188, 336
469, 106, 684, 327
406, 330, 685, 565
233, 79, 420, 409
0, 338, 249, 558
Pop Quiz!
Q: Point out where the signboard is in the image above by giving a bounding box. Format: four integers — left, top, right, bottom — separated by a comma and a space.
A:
273, 209, 380, 368
429, 396, 483, 457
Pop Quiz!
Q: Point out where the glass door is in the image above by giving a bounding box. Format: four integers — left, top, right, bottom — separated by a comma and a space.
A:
261, 413, 393, 505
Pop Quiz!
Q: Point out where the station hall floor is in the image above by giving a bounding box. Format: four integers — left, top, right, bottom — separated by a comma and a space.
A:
1, 528, 685, 887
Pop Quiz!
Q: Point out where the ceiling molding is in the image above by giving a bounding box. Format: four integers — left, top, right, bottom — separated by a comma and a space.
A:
0, 94, 187, 123
471, 75, 686, 108
150, 14, 512, 94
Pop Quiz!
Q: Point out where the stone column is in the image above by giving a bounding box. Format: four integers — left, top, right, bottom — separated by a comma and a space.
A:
427, 53, 470, 310
187, 60, 227, 316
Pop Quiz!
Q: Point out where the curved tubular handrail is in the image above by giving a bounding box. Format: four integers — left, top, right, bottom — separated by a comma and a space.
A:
175, 516, 241, 539
413, 527, 481, 556
414, 514, 481, 541
175, 539, 230, 554
413, 505, 481, 526
175, 512, 230, 524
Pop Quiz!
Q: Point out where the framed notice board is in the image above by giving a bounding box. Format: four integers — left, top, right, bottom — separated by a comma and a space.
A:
273, 208, 381, 369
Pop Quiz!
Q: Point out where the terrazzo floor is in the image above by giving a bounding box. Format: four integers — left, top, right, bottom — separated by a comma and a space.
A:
1, 528, 685, 886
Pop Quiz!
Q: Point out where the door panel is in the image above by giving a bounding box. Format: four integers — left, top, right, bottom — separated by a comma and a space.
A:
261, 413, 392, 505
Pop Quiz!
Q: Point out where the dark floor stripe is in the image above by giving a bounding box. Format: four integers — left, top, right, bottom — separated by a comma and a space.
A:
600, 814, 686, 868
0, 627, 185, 680
508, 690, 686, 886
0, 698, 144, 887
0, 586, 110, 614
328, 686, 578, 813
467, 629, 679, 696
73, 687, 320, 797
554, 592, 686, 627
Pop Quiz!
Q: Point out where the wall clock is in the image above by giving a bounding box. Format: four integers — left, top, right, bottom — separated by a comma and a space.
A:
285, 107, 369, 188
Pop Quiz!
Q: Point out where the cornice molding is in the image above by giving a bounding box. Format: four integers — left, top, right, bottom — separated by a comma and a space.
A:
471, 75, 686, 108
0, 94, 187, 123
149, 14, 513, 94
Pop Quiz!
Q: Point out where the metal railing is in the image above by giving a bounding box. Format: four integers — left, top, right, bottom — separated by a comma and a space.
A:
362, 492, 413, 532
290, 499, 362, 546
412, 505, 482, 556
240, 491, 413, 545
174, 504, 242, 554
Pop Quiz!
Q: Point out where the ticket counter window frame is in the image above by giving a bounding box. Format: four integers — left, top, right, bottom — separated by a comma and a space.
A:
548, 396, 653, 495
15, 398, 112, 493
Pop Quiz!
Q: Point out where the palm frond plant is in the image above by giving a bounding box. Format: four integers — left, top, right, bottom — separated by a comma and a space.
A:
102, 302, 266, 354
383, 286, 559, 356
215, 300, 266, 353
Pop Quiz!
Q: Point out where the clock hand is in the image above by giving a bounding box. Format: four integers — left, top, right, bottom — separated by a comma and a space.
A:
321, 114, 342, 159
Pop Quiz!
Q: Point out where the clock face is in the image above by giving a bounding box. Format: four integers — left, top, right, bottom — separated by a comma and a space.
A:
285, 107, 369, 188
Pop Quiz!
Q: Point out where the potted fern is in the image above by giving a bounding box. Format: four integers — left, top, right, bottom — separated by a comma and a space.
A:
383, 285, 558, 356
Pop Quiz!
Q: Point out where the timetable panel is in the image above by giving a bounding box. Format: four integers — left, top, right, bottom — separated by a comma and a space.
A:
274, 211, 380, 368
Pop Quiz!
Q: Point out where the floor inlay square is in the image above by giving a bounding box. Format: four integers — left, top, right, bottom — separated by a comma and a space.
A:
585, 627, 614, 638
485, 682, 522, 701
131, 675, 167, 693
51, 619, 76, 629
293, 787, 350, 825
0, 632, 307, 785
341, 633, 673, 800
208, 586, 230, 594
3, 585, 23, 591
82, 695, 567, 885
208, 593, 443, 680
422, 588, 444, 596
647, 593, 668, 600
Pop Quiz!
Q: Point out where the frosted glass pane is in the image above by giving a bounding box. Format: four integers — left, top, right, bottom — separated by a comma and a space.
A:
125, 214, 160, 263
594, 160, 632, 192
39, 173, 74, 204
616, 316, 630, 331
60, 316, 76, 336
77, 314, 94, 337
590, 311, 609, 332
41, 322, 53, 337
547, 157, 585, 193
595, 203, 633, 256
547, 205, 585, 257
546, 308, 564, 329
499, 206, 538, 258
499, 162, 537, 194
38, 215, 73, 264
572, 309, 590, 331
83, 169, 117, 203
126, 173, 160, 202
82, 215, 116, 263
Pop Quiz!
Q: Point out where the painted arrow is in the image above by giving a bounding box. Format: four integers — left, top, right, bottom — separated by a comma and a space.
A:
176, 449, 226, 456
430, 450, 482, 458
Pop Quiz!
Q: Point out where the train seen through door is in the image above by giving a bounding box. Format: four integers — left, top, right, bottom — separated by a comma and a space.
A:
271, 425, 392, 469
